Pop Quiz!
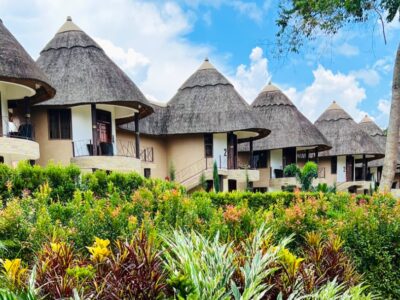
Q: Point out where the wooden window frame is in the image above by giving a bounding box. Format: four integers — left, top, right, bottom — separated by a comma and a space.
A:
331, 156, 337, 174
48, 109, 72, 140
204, 133, 213, 158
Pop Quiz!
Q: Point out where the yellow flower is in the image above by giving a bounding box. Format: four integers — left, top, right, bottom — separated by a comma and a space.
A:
51, 242, 64, 254
1, 258, 27, 287
279, 248, 304, 278
86, 237, 111, 263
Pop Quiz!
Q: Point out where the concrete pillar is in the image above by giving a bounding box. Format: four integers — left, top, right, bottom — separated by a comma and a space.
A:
134, 113, 140, 159
91, 103, 97, 156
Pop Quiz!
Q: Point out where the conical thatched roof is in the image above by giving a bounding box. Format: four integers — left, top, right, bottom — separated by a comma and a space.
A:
0, 19, 55, 103
36, 17, 152, 119
315, 102, 384, 160
121, 59, 270, 142
240, 84, 331, 152
358, 115, 398, 167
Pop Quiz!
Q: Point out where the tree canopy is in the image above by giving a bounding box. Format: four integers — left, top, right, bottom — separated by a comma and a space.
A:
276, 0, 400, 52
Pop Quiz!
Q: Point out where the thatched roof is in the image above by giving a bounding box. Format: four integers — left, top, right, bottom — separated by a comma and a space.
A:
121, 59, 270, 142
358, 115, 398, 167
314, 102, 384, 160
0, 19, 55, 103
36, 17, 152, 119
239, 84, 331, 152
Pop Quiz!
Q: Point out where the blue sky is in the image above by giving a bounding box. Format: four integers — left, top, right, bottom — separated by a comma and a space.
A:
1, 0, 398, 127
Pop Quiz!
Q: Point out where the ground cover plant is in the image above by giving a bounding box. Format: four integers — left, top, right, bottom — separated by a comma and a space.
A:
0, 163, 398, 298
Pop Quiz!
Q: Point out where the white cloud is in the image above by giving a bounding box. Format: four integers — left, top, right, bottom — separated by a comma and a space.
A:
283, 65, 368, 122
95, 37, 150, 75
378, 98, 390, 115
230, 1, 263, 23
336, 43, 360, 57
230, 47, 271, 102
350, 69, 380, 86
0, 0, 211, 102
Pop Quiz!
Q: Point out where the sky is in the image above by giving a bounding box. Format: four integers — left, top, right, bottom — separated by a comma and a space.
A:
1, 0, 398, 128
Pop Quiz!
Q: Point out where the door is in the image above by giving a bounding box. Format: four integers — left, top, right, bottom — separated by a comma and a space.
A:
346, 155, 354, 182
227, 133, 237, 169
283, 147, 296, 168
228, 180, 237, 192
96, 109, 112, 155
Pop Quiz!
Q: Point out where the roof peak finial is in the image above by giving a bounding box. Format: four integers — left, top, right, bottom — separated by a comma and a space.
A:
205, 57, 209, 62
67, 16, 72, 21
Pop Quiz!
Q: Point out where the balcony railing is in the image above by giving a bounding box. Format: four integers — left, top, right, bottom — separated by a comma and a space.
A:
72, 139, 154, 162
0, 116, 35, 140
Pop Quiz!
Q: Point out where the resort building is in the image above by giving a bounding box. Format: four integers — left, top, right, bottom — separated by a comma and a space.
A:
31, 17, 153, 173
358, 115, 400, 188
238, 84, 331, 191
0, 19, 55, 166
119, 59, 270, 191
314, 102, 384, 192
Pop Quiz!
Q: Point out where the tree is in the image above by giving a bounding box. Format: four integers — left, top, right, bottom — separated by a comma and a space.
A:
169, 162, 176, 182
213, 161, 220, 192
199, 172, 207, 191
284, 161, 318, 191
276, 0, 399, 192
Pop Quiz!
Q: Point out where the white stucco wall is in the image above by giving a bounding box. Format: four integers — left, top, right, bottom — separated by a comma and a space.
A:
213, 133, 227, 168
71, 104, 118, 156
270, 149, 283, 178
337, 155, 346, 182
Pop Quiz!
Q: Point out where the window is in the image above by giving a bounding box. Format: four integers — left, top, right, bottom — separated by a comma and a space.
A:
48, 109, 71, 139
204, 134, 213, 157
144, 168, 151, 178
253, 150, 268, 168
331, 156, 337, 174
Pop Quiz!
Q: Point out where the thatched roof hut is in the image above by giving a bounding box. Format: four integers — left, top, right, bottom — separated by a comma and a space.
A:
314, 102, 384, 161
240, 84, 331, 152
358, 115, 397, 167
36, 17, 152, 120
0, 19, 55, 103
121, 59, 270, 142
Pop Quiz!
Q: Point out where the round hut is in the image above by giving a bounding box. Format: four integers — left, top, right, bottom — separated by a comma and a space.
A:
240, 83, 331, 181
314, 101, 384, 184
34, 17, 153, 171
0, 18, 55, 164
121, 58, 270, 190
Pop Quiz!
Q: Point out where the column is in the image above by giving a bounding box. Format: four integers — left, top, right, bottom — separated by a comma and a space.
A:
249, 140, 254, 168
134, 113, 140, 159
91, 103, 97, 156
362, 154, 368, 181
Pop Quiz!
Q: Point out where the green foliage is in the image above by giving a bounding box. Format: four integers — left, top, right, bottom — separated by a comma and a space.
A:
276, 0, 399, 53
0, 164, 398, 298
213, 161, 220, 192
199, 172, 207, 191
283, 163, 299, 177
169, 162, 176, 182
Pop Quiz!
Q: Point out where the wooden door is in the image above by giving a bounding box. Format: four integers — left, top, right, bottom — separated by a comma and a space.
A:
227, 133, 237, 169
346, 155, 354, 182
96, 110, 112, 144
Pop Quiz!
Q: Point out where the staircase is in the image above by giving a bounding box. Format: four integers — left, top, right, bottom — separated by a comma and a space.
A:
175, 158, 213, 190
336, 181, 372, 192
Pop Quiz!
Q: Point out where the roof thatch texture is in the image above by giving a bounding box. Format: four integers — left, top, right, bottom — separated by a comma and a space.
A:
36, 17, 152, 119
358, 115, 398, 167
239, 84, 331, 152
314, 102, 384, 160
121, 59, 270, 142
0, 19, 55, 103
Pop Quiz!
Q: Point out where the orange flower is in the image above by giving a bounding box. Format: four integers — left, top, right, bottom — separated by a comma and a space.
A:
223, 205, 246, 223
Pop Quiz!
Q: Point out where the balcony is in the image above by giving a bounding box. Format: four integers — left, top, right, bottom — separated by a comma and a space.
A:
0, 117, 39, 163
70, 139, 153, 173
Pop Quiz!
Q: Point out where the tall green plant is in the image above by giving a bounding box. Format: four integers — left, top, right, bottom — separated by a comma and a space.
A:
284, 162, 318, 191
213, 161, 220, 192
169, 162, 176, 182
199, 172, 207, 191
